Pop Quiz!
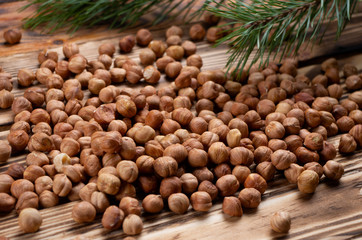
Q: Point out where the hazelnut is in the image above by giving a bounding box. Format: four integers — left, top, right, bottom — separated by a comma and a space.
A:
270, 211, 291, 233
6, 163, 25, 179
265, 121, 285, 139
0, 193, 16, 212
180, 173, 198, 194
244, 173, 267, 193
116, 161, 139, 183
68, 55, 87, 74
304, 109, 321, 128
0, 140, 11, 162
60, 137, 80, 157
166, 35, 182, 46
164, 144, 188, 163
319, 141, 337, 161
166, 193, 189, 214
349, 110, 362, 124
18, 208, 42, 233
215, 174, 240, 197
229, 147, 254, 166
339, 134, 357, 153
295, 146, 320, 164
136, 29, 153, 46
72, 201, 96, 223
122, 214, 143, 236
182, 40, 197, 56
15, 191, 39, 213
208, 142, 229, 164
323, 160, 344, 180
116, 97, 137, 118
34, 176, 53, 195
53, 174, 72, 197
0, 174, 14, 193
222, 196, 242, 217
346, 75, 362, 90
304, 132, 324, 151
166, 46, 184, 61
102, 205, 124, 230
12, 96, 33, 115
91, 191, 110, 212
343, 63, 358, 77
268, 139, 287, 151
271, 150, 297, 170
7, 130, 29, 152
238, 188, 261, 208
97, 173, 121, 195
119, 35, 136, 53
297, 170, 319, 193
4, 28, 22, 44
143, 66, 161, 84
189, 24, 206, 41
336, 116, 355, 132
156, 56, 175, 72
190, 191, 212, 212
23, 165, 45, 182
160, 176, 182, 199
63, 42, 79, 58
304, 162, 323, 178
256, 162, 276, 181
142, 194, 164, 213
349, 124, 362, 146
0, 89, 14, 109
119, 197, 142, 216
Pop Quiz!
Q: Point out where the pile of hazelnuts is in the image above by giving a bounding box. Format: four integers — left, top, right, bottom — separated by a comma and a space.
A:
0, 15, 362, 237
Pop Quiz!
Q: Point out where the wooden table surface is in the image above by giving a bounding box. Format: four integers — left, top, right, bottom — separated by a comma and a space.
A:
0, 1, 362, 240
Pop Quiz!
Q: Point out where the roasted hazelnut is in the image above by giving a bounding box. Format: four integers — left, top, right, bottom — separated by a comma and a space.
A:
346, 75, 362, 90
215, 174, 239, 197
192, 167, 214, 183
53, 174, 72, 197
159, 176, 182, 199
15, 191, 39, 213
116, 161, 138, 183
256, 161, 276, 181
0, 140, 11, 163
190, 191, 212, 212
116, 97, 137, 118
336, 116, 355, 132
72, 201, 96, 223
119, 197, 142, 216
0, 89, 14, 109
18, 208, 42, 233
343, 63, 358, 77
349, 110, 362, 124
303, 162, 323, 178
229, 147, 253, 166
96, 173, 121, 195
222, 196, 242, 217
348, 91, 362, 109
180, 173, 198, 194
23, 165, 45, 182
271, 150, 297, 170
12, 96, 33, 115
238, 188, 261, 208
154, 157, 178, 178
102, 205, 124, 230
182, 40, 197, 56
166, 35, 182, 46
268, 139, 287, 152
7, 130, 29, 152
6, 163, 25, 179
319, 141, 337, 161
339, 134, 357, 153
284, 163, 304, 184
63, 42, 79, 58
136, 28, 153, 46
4, 28, 21, 44
244, 173, 267, 193
91, 191, 110, 212
142, 194, 164, 214
265, 121, 285, 139
295, 146, 319, 164
270, 211, 291, 233
68, 55, 87, 74
0, 193, 16, 212
119, 35, 136, 53
163, 144, 188, 164
323, 160, 344, 180
122, 214, 143, 236
304, 109, 321, 128
189, 24, 206, 41
297, 170, 319, 193
166, 193, 189, 214
304, 132, 324, 151
166, 46, 184, 61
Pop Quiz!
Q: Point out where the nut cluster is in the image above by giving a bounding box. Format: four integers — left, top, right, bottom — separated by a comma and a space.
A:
0, 13, 361, 237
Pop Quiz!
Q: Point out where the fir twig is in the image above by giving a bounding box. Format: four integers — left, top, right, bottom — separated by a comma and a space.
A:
205, 0, 358, 75
20, 0, 204, 33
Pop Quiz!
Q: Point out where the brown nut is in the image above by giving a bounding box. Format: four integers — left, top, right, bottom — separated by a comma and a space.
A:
190, 191, 212, 212
119, 35, 136, 53
297, 170, 319, 193
284, 163, 304, 184
189, 24, 206, 41
102, 205, 124, 230
119, 197, 142, 216
72, 201, 96, 223
116, 161, 139, 183
323, 160, 344, 180
122, 214, 143, 236
142, 194, 164, 214
244, 173, 267, 193
215, 174, 240, 197
222, 196, 243, 217
0, 193, 16, 212
238, 188, 261, 208
271, 150, 297, 170
339, 134, 357, 153
15, 191, 39, 213
4, 28, 22, 44
136, 29, 153, 46
18, 208, 42, 233
304, 132, 324, 151
270, 211, 291, 233
168, 193, 189, 214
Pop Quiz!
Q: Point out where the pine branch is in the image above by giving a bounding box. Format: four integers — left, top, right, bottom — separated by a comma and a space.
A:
205, 0, 358, 75
20, 0, 204, 33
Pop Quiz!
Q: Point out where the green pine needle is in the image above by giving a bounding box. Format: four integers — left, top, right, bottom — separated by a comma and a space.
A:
205, 0, 358, 76
20, 0, 204, 33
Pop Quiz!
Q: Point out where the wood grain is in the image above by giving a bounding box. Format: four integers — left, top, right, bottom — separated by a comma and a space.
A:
0, 1, 362, 240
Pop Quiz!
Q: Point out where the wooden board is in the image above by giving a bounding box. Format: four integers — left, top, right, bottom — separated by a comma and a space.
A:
0, 1, 362, 240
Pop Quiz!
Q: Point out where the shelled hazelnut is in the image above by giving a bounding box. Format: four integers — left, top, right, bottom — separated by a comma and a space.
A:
297, 170, 319, 193
4, 28, 22, 44
339, 134, 357, 153
238, 188, 261, 208
0, 140, 11, 162
122, 214, 143, 235
190, 191, 212, 212
18, 208, 42, 233
270, 211, 291, 233
323, 160, 344, 180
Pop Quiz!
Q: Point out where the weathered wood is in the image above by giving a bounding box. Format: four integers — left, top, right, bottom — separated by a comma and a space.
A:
0, 1, 362, 240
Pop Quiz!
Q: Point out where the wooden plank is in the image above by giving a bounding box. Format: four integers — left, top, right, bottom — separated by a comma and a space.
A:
0, 1, 362, 240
